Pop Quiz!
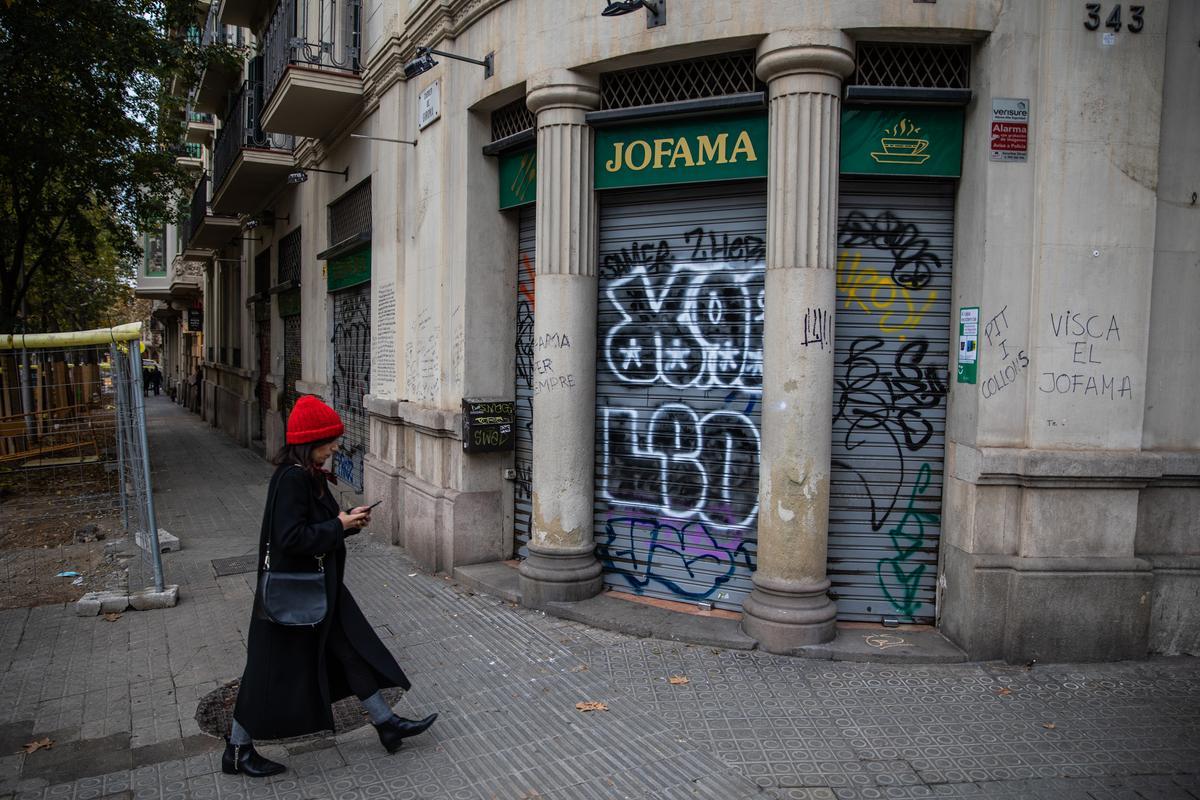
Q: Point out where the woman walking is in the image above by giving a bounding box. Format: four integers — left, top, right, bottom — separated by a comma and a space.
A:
224, 395, 437, 777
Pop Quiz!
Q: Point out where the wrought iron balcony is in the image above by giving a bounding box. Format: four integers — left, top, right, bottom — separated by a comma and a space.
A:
194, 2, 246, 114
187, 174, 239, 249
175, 141, 204, 170
260, 0, 363, 139
220, 0, 273, 29
185, 107, 216, 143
211, 80, 295, 214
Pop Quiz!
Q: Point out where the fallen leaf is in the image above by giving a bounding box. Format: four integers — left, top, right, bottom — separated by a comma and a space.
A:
103, 613, 122, 622
575, 701, 608, 713
996, 687, 1013, 697
570, 665, 589, 673
21, 737, 54, 754
668, 675, 690, 685
1042, 722, 1056, 730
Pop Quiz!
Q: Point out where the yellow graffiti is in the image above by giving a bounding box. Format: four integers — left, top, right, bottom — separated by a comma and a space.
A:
836, 250, 937, 340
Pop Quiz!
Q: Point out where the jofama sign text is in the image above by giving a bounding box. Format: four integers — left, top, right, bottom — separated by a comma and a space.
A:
594, 114, 768, 190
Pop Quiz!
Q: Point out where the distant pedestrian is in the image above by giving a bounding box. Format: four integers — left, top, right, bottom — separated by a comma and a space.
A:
141, 366, 150, 396
187, 366, 201, 413
150, 367, 162, 396
223, 395, 437, 777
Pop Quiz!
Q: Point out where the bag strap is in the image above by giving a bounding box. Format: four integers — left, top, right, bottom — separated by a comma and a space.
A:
262, 464, 300, 572
263, 464, 326, 573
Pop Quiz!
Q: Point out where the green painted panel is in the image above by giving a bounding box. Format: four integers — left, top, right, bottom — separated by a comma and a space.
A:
840, 107, 964, 178
278, 287, 301, 318
499, 148, 537, 210
594, 114, 767, 190
327, 246, 370, 292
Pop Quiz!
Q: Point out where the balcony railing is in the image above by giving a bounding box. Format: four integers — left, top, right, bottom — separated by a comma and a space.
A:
201, 0, 244, 49
178, 206, 193, 251
189, 175, 212, 241
212, 80, 295, 193
189, 110, 214, 124
263, 0, 362, 105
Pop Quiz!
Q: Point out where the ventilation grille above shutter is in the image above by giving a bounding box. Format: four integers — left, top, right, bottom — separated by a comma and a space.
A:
491, 97, 535, 142
329, 179, 371, 245
852, 43, 971, 89
600, 51, 762, 111
278, 228, 302, 284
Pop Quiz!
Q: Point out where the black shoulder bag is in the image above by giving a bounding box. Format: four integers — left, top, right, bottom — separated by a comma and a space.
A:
255, 466, 329, 627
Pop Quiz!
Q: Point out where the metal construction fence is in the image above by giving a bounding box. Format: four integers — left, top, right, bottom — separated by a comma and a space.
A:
0, 323, 164, 611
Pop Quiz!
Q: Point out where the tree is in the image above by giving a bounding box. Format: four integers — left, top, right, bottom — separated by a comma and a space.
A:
20, 204, 137, 332
0, 0, 206, 333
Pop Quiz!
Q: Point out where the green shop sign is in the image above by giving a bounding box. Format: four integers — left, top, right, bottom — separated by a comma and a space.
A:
595, 113, 767, 190
840, 106, 964, 178
327, 246, 370, 292
277, 288, 301, 318
499, 148, 537, 210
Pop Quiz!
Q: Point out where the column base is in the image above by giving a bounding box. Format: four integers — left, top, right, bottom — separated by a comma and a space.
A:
741, 577, 837, 653
519, 545, 603, 608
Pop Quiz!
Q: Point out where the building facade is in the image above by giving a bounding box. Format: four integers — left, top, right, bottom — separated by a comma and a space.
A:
138, 0, 1199, 663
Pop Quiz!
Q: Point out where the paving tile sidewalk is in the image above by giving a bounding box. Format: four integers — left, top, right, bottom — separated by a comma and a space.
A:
0, 398, 1197, 799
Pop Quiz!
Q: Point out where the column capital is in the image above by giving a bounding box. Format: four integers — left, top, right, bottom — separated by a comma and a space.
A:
526, 69, 601, 117
755, 30, 855, 87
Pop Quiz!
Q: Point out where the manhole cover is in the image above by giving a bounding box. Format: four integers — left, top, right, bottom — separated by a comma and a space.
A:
211, 555, 258, 577
195, 679, 406, 741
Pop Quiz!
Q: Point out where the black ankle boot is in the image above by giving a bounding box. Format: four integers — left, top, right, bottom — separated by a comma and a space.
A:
373, 713, 438, 754
221, 740, 286, 777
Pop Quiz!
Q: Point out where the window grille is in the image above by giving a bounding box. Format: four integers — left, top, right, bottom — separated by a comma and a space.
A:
852, 42, 971, 89
491, 97, 535, 142
600, 51, 762, 111
278, 228, 302, 284
329, 179, 371, 244
254, 248, 271, 294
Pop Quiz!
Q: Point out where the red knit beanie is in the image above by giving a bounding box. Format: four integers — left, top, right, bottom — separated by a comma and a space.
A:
286, 395, 344, 444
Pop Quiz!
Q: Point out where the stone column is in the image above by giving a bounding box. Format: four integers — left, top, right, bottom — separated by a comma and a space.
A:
741, 32, 855, 653
518, 70, 604, 607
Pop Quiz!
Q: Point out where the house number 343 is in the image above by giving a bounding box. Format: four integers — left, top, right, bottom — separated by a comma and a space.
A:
1084, 4, 1146, 33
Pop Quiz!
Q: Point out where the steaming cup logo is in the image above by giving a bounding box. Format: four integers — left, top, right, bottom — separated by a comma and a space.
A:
871, 118, 931, 165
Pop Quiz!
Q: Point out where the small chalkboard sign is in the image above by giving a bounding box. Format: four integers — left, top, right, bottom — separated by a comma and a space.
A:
462, 399, 515, 453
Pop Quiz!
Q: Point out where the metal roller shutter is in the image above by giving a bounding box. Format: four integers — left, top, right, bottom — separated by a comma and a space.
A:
595, 182, 766, 610
513, 206, 536, 557
829, 180, 954, 623
282, 317, 302, 418
255, 319, 270, 438
279, 229, 302, 420
330, 283, 370, 493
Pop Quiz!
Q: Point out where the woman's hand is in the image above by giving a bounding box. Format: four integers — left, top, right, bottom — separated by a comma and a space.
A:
338, 509, 370, 534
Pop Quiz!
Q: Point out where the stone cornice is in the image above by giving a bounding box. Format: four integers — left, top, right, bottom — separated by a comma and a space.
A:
950, 444, 1200, 489
364, 395, 463, 438
364, 35, 407, 103
403, 0, 508, 54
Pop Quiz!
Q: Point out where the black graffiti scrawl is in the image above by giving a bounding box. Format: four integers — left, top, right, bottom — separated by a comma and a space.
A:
840, 210, 942, 291
330, 286, 371, 492
832, 198, 951, 622
833, 336, 945, 532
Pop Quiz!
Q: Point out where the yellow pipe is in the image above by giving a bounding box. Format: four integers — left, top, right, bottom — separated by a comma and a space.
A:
0, 322, 144, 350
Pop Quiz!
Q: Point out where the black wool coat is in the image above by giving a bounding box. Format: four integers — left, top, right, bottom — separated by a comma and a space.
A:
233, 464, 410, 739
